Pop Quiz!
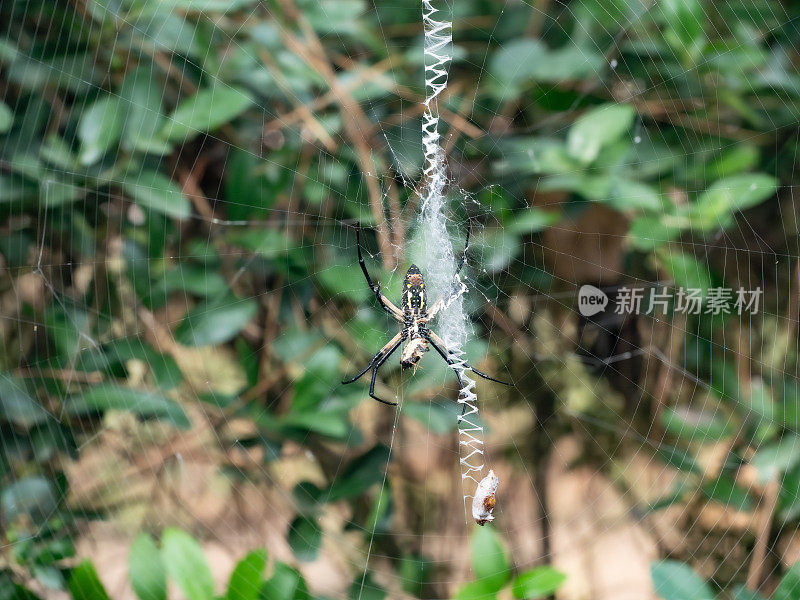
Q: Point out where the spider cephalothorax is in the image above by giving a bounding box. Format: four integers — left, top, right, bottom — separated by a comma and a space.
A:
342, 222, 509, 405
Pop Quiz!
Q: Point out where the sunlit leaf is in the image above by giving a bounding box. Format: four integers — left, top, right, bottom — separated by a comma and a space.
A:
511, 567, 566, 599
163, 86, 254, 142
175, 296, 258, 347
129, 534, 166, 600
122, 171, 191, 220
651, 560, 714, 600
68, 561, 111, 600
751, 433, 800, 484
77, 97, 123, 165
567, 103, 636, 164
470, 526, 509, 592
162, 529, 214, 600
774, 560, 800, 600
226, 549, 266, 600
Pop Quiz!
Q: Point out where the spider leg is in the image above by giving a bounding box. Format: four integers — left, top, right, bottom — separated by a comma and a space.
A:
368, 343, 403, 405
341, 357, 378, 385
426, 331, 510, 386
342, 331, 403, 385
355, 223, 404, 323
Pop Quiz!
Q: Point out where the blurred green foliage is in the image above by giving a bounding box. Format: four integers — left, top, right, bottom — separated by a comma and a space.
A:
651, 559, 800, 600
1, 0, 800, 597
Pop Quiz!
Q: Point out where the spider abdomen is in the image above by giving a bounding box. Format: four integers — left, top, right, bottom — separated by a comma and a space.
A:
400, 336, 428, 369
402, 264, 426, 316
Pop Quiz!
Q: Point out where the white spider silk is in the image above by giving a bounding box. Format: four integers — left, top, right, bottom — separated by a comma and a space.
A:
417, 0, 491, 519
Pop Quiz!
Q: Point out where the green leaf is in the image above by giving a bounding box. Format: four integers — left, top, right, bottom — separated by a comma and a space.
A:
226, 229, 289, 259
103, 339, 183, 390
175, 295, 258, 347
697, 145, 760, 180
119, 67, 169, 154
66, 385, 190, 429
44, 305, 89, 359
161, 528, 214, 600
163, 86, 254, 142
68, 561, 111, 600
470, 526, 509, 592
507, 209, 560, 234
657, 250, 713, 297
1, 476, 56, 524
280, 411, 349, 439
704, 174, 777, 211
402, 400, 459, 434
77, 97, 123, 165
495, 138, 578, 176
262, 562, 309, 600
781, 381, 800, 428
489, 39, 547, 89
326, 445, 390, 501
122, 171, 191, 220
316, 262, 371, 303
651, 560, 714, 600
774, 561, 800, 600
660, 0, 706, 61
290, 345, 342, 412
161, 0, 259, 9
398, 555, 431, 596
701, 476, 754, 512
129, 534, 166, 600
154, 265, 230, 299
511, 567, 566, 599
567, 103, 636, 164
347, 572, 386, 600
656, 444, 700, 473
529, 45, 604, 83
0, 373, 50, 427
226, 549, 266, 600
489, 40, 602, 92
303, 0, 367, 35
751, 433, 800, 484
661, 405, 732, 442
0, 101, 13, 133
226, 149, 275, 219
453, 580, 499, 600
288, 516, 322, 562
629, 216, 682, 251
684, 174, 778, 230
779, 463, 800, 521
606, 179, 662, 212
731, 585, 768, 600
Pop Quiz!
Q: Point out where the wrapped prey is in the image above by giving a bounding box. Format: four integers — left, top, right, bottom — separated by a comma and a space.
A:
472, 469, 499, 525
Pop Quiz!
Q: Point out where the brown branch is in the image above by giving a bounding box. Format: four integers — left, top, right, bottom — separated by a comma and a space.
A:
264, 56, 397, 131
256, 49, 337, 152
177, 156, 214, 221
277, 0, 395, 268
15, 368, 104, 384
746, 479, 780, 590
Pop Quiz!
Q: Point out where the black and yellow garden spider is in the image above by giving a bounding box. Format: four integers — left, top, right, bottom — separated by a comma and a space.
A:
342, 222, 509, 405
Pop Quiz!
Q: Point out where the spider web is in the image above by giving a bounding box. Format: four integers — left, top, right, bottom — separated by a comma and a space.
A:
1, 0, 800, 599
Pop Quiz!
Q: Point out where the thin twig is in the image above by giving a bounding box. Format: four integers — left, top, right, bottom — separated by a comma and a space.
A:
277, 0, 395, 267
